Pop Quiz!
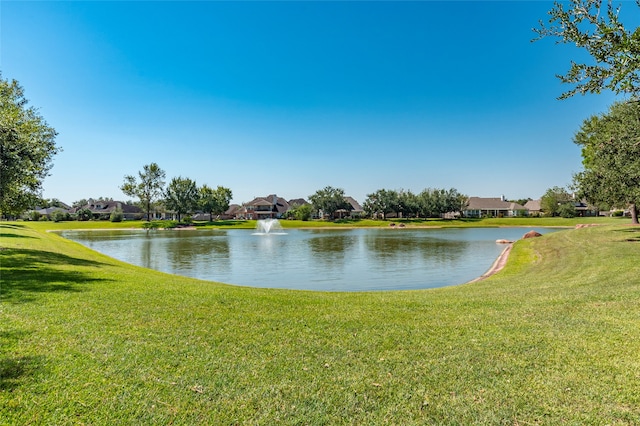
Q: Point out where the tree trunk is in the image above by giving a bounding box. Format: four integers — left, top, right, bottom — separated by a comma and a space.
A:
631, 203, 639, 225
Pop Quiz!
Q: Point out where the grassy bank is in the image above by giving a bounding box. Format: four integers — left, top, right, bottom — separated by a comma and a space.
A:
21, 215, 628, 232
1, 221, 639, 424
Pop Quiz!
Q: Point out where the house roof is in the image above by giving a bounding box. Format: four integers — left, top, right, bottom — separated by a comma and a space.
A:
466, 197, 526, 211
225, 204, 241, 215
77, 200, 142, 214
344, 196, 363, 212
288, 198, 309, 207
524, 199, 541, 211
35, 207, 71, 215
244, 195, 290, 214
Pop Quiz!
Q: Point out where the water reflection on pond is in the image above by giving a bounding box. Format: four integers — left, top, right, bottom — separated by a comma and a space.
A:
60, 227, 558, 291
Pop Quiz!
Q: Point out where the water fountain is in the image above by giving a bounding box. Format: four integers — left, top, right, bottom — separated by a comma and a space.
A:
253, 218, 286, 235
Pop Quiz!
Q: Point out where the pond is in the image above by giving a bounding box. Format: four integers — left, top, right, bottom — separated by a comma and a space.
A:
60, 227, 559, 292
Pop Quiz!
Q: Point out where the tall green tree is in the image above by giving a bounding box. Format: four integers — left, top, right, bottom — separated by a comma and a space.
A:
398, 190, 420, 218
120, 163, 166, 221
0, 75, 60, 216
573, 100, 640, 223
541, 186, 574, 217
363, 189, 400, 219
309, 186, 350, 219
417, 188, 467, 218
291, 203, 313, 221
199, 184, 233, 221
534, 0, 640, 99
164, 176, 199, 222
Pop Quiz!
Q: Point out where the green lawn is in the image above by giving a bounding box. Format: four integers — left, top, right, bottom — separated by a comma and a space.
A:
20, 215, 628, 232
1, 219, 639, 424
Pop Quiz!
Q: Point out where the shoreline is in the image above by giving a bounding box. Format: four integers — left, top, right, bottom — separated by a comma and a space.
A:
53, 225, 523, 288
467, 243, 514, 284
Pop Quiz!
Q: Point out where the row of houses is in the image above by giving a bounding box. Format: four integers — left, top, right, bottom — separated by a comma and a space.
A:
31, 199, 144, 220
464, 196, 599, 218
31, 195, 600, 221
215, 195, 364, 220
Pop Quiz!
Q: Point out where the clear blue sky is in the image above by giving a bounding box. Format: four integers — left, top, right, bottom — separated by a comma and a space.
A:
2, 1, 633, 205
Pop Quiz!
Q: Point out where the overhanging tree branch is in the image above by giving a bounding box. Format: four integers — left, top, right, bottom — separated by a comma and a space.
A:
533, 0, 640, 99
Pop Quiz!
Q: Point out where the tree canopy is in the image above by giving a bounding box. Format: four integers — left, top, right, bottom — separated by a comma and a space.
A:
309, 186, 351, 219
363, 189, 401, 219
164, 176, 199, 222
534, 0, 640, 99
573, 100, 640, 223
199, 184, 232, 221
120, 163, 166, 221
363, 188, 467, 219
0, 75, 60, 216
541, 186, 575, 217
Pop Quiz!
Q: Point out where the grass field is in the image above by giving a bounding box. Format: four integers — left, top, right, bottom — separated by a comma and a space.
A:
1, 218, 639, 424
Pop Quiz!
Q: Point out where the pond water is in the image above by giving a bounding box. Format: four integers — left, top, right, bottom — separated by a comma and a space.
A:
60, 227, 559, 292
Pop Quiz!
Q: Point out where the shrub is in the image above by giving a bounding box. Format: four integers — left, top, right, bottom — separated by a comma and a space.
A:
28, 211, 41, 221
77, 208, 93, 221
110, 208, 124, 222
142, 221, 158, 230
50, 210, 68, 222
559, 203, 576, 218
295, 204, 313, 221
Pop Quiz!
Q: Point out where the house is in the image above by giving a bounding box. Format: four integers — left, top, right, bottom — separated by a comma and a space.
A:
524, 199, 541, 216
223, 204, 241, 219
523, 198, 598, 217
235, 195, 291, 220
191, 204, 241, 221
573, 201, 599, 217
76, 199, 143, 220
463, 196, 527, 218
334, 196, 364, 219
288, 198, 309, 208
34, 206, 72, 216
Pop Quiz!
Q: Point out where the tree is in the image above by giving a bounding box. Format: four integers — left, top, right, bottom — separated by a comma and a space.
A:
363, 189, 400, 219
164, 176, 199, 222
50, 209, 69, 223
416, 188, 467, 218
541, 186, 574, 217
573, 100, 640, 223
76, 208, 93, 221
534, 0, 640, 99
292, 203, 313, 221
39, 198, 67, 208
398, 190, 420, 218
558, 202, 577, 218
109, 206, 124, 222
0, 75, 60, 216
199, 184, 233, 221
309, 186, 350, 219
73, 199, 89, 208
120, 163, 166, 221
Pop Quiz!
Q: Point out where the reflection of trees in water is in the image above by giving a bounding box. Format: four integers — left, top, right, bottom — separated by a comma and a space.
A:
307, 234, 356, 266
364, 234, 468, 266
140, 233, 231, 273
141, 237, 153, 270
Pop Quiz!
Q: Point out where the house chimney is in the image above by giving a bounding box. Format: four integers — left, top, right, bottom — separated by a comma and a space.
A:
501, 194, 506, 202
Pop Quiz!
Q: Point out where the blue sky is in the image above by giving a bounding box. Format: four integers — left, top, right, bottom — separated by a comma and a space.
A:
2, 1, 634, 205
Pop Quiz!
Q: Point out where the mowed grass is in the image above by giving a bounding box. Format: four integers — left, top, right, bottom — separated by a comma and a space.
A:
1, 220, 639, 424
21, 215, 627, 232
